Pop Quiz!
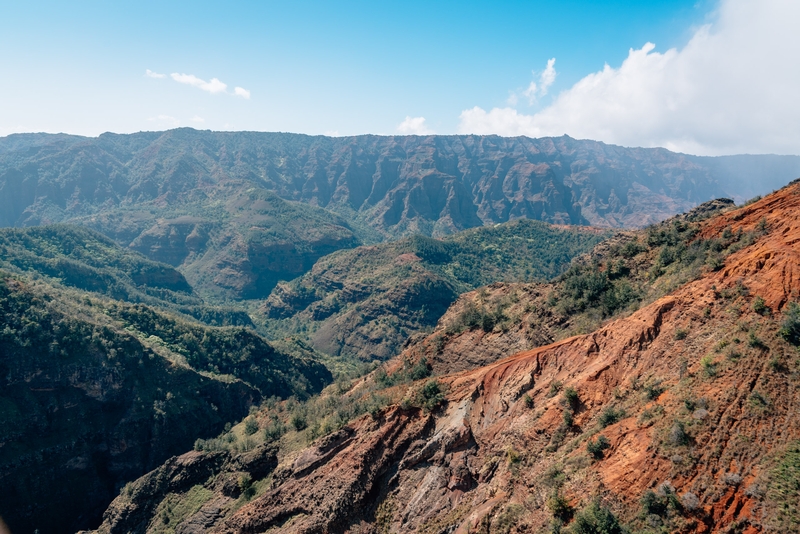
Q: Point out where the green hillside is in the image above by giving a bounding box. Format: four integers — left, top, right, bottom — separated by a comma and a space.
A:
262, 219, 608, 361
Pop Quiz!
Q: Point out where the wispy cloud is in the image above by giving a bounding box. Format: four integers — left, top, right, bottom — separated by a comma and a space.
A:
459, 0, 800, 156
190, 116, 205, 123
397, 116, 434, 135
171, 73, 227, 94
145, 69, 166, 79
166, 72, 251, 99
520, 58, 557, 104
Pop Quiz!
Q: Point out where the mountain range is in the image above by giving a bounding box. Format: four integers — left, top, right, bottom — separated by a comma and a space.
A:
3, 130, 800, 300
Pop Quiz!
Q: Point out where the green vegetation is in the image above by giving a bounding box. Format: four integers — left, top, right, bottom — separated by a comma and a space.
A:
598, 407, 625, 428
765, 441, 800, 530
0, 225, 250, 326
262, 219, 606, 361
587, 436, 611, 459
567, 501, 625, 534
779, 302, 800, 345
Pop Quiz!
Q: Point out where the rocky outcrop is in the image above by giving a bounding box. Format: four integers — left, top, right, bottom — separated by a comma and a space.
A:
91, 182, 800, 533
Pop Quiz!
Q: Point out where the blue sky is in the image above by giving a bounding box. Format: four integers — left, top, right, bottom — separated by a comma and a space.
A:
2, 0, 798, 156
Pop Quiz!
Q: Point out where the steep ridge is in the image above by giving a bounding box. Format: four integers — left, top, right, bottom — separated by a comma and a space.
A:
0, 268, 331, 534
4, 129, 792, 233
90, 182, 800, 533
261, 220, 607, 361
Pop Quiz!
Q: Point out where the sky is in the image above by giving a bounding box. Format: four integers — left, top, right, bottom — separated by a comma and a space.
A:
0, 0, 797, 156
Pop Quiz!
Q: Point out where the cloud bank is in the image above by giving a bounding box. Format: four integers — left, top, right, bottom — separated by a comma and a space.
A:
459, 0, 800, 155
397, 116, 434, 135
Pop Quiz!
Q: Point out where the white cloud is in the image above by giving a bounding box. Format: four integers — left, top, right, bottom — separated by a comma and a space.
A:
190, 116, 205, 123
171, 73, 228, 94
522, 81, 538, 105
397, 116, 434, 135
458, 0, 800, 156
145, 69, 166, 79
538, 58, 556, 96
324, 130, 341, 137
147, 115, 180, 127
516, 58, 557, 105
168, 73, 250, 99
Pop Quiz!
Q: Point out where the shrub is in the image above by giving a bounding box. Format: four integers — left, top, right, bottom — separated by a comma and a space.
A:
548, 380, 563, 398
779, 302, 800, 345
587, 436, 611, 459
753, 296, 770, 316
700, 355, 717, 377
523, 393, 534, 409
290, 412, 307, 431
238, 474, 255, 500
598, 407, 624, 428
417, 379, 446, 412
409, 357, 432, 381
562, 409, 574, 427
681, 492, 700, 511
644, 382, 664, 401
748, 331, 766, 349
667, 422, 689, 446
640, 490, 668, 517
569, 501, 625, 534
562, 387, 580, 410
547, 492, 573, 521
674, 328, 688, 340
244, 417, 259, 435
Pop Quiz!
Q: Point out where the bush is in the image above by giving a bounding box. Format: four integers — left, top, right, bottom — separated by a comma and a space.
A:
587, 435, 611, 459
523, 393, 534, 409
667, 422, 689, 446
779, 302, 800, 345
290, 412, 307, 431
547, 493, 573, 521
753, 296, 770, 316
569, 501, 625, 534
598, 407, 624, 428
640, 490, 668, 517
244, 417, 259, 435
700, 355, 717, 377
562, 387, 580, 410
417, 379, 446, 412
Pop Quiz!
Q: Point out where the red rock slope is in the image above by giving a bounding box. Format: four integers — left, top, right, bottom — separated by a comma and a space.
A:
95, 182, 800, 534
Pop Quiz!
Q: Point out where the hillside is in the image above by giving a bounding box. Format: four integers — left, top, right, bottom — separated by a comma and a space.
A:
0, 268, 331, 534
90, 182, 800, 534
3, 130, 800, 301
0, 224, 250, 325
261, 219, 608, 361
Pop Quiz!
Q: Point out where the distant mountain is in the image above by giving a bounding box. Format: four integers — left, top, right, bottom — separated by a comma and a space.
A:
262, 219, 608, 361
2, 129, 799, 299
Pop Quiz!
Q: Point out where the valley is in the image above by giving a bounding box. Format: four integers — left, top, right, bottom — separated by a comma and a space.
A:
0, 130, 798, 534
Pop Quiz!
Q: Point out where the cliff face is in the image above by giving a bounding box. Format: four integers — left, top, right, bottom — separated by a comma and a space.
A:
91, 183, 800, 533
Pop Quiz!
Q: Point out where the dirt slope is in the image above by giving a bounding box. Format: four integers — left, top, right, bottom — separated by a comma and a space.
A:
91, 183, 800, 533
